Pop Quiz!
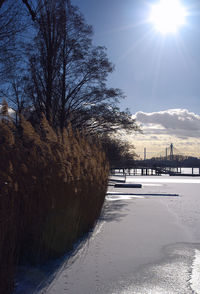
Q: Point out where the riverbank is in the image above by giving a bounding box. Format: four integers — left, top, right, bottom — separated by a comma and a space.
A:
27, 175, 200, 294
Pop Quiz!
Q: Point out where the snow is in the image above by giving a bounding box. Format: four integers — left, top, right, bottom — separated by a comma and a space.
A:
190, 249, 200, 294
14, 175, 200, 294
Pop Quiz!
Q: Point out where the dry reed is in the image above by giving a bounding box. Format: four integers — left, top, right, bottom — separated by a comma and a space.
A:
0, 116, 109, 294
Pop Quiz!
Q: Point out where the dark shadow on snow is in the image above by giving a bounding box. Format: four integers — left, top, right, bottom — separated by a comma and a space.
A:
100, 199, 129, 223
14, 195, 131, 294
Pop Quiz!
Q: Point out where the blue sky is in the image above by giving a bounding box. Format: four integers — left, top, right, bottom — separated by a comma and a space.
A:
72, 0, 200, 157
72, 0, 200, 114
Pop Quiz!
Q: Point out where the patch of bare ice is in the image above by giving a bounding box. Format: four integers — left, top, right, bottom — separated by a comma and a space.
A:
189, 249, 200, 294
106, 195, 145, 201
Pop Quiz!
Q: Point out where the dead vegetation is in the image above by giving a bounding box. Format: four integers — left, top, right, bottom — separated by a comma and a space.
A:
0, 116, 109, 294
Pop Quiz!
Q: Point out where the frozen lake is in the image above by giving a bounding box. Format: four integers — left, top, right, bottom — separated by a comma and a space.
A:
15, 175, 200, 294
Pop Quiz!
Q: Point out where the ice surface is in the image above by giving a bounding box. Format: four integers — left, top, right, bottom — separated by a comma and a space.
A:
190, 249, 200, 294
15, 176, 200, 294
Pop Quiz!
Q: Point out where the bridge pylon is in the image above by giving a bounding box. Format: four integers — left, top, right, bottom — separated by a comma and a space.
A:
170, 143, 174, 161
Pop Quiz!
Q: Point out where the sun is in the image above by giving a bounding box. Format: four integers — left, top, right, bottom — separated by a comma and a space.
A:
150, 0, 187, 34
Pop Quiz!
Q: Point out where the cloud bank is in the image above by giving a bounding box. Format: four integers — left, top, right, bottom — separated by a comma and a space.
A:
133, 109, 200, 138
130, 109, 200, 158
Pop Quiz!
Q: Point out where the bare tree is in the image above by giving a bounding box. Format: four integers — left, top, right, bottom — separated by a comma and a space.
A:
26, 0, 66, 123
26, 0, 138, 135
0, 0, 36, 19
0, 1, 22, 80
0, 0, 44, 83
101, 134, 138, 167
21, 0, 36, 20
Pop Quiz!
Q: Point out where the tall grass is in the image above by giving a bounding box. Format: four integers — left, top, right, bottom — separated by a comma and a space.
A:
0, 116, 109, 294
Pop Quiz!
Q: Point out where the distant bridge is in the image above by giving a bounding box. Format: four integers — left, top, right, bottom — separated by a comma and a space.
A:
110, 166, 200, 177
142, 143, 199, 161
111, 143, 200, 176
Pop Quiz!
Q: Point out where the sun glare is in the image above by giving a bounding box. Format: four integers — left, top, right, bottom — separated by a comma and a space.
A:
150, 0, 187, 34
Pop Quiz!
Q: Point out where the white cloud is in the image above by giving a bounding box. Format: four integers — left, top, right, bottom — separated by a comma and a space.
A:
133, 109, 200, 138
130, 109, 200, 158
